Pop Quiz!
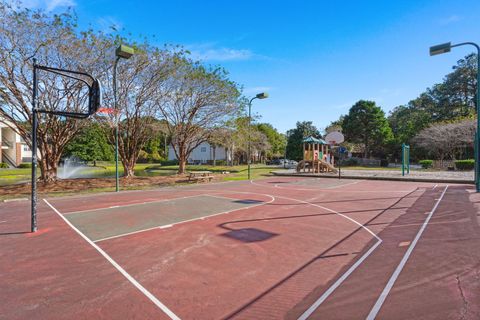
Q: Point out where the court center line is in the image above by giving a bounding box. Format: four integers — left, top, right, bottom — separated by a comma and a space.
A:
43, 199, 181, 320
365, 185, 449, 320
93, 194, 275, 243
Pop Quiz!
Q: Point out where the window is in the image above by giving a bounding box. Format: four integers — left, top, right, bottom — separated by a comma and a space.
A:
23, 145, 30, 151
200, 147, 207, 152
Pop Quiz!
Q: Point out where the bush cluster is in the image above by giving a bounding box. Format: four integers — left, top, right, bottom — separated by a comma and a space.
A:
419, 160, 433, 169
454, 159, 474, 171
0, 162, 9, 168
340, 158, 359, 166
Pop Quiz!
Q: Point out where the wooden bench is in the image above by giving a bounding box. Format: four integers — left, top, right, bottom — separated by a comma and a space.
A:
188, 171, 214, 183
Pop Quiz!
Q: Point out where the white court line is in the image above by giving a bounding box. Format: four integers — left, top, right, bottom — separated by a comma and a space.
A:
296, 187, 426, 320
365, 185, 449, 320
62, 194, 206, 215
298, 241, 382, 320
432, 184, 438, 190
250, 180, 415, 193
0, 220, 6, 224
324, 180, 361, 189
93, 194, 275, 243
43, 199, 181, 320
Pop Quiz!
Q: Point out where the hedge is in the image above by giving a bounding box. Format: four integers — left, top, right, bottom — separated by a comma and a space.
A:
0, 162, 8, 168
455, 159, 474, 171
18, 163, 32, 168
419, 160, 433, 169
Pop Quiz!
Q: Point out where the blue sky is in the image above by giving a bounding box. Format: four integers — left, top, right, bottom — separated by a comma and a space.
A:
23, 0, 480, 133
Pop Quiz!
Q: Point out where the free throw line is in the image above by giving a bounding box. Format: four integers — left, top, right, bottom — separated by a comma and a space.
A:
365, 185, 449, 320
43, 199, 181, 320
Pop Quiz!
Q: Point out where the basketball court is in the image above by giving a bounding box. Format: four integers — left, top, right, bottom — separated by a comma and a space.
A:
1, 177, 479, 319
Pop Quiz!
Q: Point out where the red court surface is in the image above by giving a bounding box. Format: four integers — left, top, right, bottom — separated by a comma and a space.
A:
1, 177, 479, 319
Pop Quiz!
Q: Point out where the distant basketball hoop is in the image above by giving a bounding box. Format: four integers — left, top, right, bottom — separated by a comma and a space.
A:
96, 107, 118, 115
325, 131, 344, 145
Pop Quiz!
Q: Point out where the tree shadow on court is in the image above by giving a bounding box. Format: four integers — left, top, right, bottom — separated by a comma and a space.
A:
221, 188, 421, 319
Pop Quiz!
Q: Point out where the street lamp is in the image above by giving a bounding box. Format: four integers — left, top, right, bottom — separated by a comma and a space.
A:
248, 92, 269, 180
429, 41, 480, 192
113, 44, 134, 192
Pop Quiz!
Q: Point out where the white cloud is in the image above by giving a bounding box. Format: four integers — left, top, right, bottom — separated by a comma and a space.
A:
97, 16, 123, 33
244, 86, 273, 94
45, 0, 75, 11
440, 15, 462, 25
186, 43, 255, 62
11, 0, 75, 11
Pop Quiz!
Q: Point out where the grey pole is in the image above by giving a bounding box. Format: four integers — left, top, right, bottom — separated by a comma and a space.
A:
113, 57, 120, 192
448, 43, 480, 192
247, 97, 256, 180
31, 59, 38, 232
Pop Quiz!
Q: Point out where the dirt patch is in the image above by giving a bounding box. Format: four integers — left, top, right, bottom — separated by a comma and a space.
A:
0, 174, 220, 197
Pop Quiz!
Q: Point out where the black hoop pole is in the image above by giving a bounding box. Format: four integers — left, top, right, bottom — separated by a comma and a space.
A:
31, 60, 38, 232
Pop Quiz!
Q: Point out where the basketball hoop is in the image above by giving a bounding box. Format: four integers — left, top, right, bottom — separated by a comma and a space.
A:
96, 107, 118, 115
325, 131, 344, 145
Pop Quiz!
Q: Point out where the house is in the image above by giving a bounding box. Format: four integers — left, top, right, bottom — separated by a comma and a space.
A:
0, 120, 33, 167
168, 141, 231, 164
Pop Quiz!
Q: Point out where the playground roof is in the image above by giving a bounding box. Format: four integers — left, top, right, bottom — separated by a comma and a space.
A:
303, 136, 327, 144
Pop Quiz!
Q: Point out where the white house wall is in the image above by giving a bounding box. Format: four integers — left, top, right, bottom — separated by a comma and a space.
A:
168, 142, 229, 163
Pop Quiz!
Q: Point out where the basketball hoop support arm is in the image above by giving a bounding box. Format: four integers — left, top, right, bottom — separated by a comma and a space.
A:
30, 59, 98, 232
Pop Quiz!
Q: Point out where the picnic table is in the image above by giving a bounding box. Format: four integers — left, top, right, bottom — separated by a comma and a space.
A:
188, 171, 214, 183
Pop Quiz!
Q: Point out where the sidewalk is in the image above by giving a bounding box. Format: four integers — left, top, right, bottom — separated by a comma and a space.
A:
272, 169, 474, 184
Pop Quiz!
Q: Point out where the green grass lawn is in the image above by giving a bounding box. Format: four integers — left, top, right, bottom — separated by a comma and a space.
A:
0, 162, 283, 187
146, 164, 281, 180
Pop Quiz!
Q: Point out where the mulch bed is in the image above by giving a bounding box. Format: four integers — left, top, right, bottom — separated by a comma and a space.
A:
0, 174, 218, 197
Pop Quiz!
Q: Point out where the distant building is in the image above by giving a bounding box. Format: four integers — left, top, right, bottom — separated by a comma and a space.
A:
0, 119, 33, 167
168, 141, 230, 164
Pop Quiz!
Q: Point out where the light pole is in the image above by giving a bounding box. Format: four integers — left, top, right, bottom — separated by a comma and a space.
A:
113, 44, 134, 192
247, 92, 268, 180
430, 41, 480, 191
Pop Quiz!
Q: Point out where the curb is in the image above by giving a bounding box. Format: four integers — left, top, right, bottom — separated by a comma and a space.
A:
271, 171, 474, 185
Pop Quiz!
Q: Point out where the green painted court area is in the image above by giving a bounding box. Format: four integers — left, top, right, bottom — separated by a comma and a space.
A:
65, 195, 262, 242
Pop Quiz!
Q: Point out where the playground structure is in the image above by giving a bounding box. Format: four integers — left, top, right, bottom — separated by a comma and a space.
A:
296, 136, 338, 173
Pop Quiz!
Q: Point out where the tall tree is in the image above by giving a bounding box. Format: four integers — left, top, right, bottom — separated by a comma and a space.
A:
286, 121, 321, 161
63, 122, 114, 162
97, 39, 178, 177
256, 123, 286, 159
342, 100, 393, 158
0, 3, 102, 182
413, 119, 475, 161
157, 60, 241, 174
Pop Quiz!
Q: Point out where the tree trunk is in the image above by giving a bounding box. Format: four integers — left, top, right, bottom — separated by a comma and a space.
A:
39, 152, 59, 183
178, 158, 186, 174
123, 159, 135, 178
213, 145, 216, 166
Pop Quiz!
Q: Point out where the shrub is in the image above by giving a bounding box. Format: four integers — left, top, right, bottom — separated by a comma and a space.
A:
341, 157, 358, 166
160, 159, 179, 166
0, 162, 8, 168
419, 160, 433, 169
380, 159, 389, 167
18, 163, 32, 168
455, 159, 475, 171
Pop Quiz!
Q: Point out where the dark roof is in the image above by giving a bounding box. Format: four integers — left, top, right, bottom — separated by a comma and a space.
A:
302, 136, 327, 144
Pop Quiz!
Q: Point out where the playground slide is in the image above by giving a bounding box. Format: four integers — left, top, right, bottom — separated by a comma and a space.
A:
319, 159, 338, 173
296, 159, 338, 173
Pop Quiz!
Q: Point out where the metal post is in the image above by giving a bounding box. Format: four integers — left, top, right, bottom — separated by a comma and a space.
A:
31, 59, 38, 232
247, 98, 254, 180
476, 51, 480, 192
401, 143, 405, 177
407, 145, 410, 174
113, 57, 120, 192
